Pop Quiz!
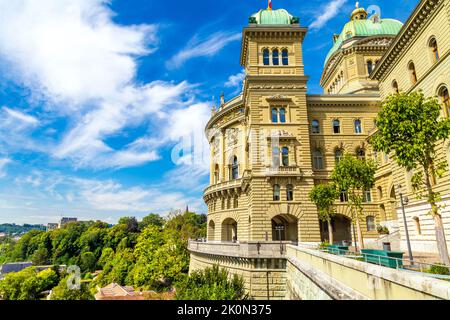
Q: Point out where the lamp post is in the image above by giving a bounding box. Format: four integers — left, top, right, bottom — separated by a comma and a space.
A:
397, 184, 414, 266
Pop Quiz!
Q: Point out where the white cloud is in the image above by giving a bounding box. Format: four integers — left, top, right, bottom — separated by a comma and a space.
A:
0, 158, 11, 178
168, 31, 241, 69
2, 107, 39, 125
225, 70, 245, 88
309, 0, 347, 30
0, 0, 205, 169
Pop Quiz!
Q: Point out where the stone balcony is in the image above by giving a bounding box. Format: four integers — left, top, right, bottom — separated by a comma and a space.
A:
263, 166, 302, 177
203, 178, 243, 200
188, 240, 296, 258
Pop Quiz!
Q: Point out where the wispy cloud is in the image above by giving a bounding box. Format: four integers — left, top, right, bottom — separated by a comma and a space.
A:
0, 158, 11, 178
309, 0, 347, 31
225, 70, 245, 88
3, 107, 39, 125
167, 31, 241, 69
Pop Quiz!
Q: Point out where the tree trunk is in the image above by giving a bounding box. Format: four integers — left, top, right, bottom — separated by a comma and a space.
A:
356, 215, 364, 250
327, 220, 334, 245
434, 213, 450, 266
424, 165, 450, 266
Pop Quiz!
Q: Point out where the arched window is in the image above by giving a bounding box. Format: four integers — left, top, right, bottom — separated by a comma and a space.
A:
354, 119, 362, 134
367, 60, 373, 75
335, 148, 343, 164
273, 184, 280, 201
438, 85, 450, 116
392, 80, 399, 94
272, 49, 279, 66
311, 120, 320, 134
366, 216, 376, 231
231, 156, 239, 180
333, 119, 341, 134
377, 186, 383, 200
227, 197, 231, 209
408, 61, 417, 85
357, 148, 366, 160
286, 184, 294, 201
221, 198, 225, 210
413, 216, 422, 235
263, 49, 270, 66
279, 108, 286, 123
282, 49, 289, 65
271, 108, 278, 123
234, 197, 239, 208
282, 147, 289, 166
313, 149, 324, 170
429, 37, 439, 63
272, 147, 280, 167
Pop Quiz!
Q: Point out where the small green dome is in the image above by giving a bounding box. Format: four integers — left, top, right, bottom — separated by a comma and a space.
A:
324, 18, 403, 66
250, 9, 296, 25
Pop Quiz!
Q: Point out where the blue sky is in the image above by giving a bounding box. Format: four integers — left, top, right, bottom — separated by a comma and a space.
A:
0, 0, 417, 224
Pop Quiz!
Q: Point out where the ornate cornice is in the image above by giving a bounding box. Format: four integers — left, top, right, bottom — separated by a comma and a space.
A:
371, 0, 442, 81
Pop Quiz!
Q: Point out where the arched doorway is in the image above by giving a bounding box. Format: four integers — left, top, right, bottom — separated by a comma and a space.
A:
320, 214, 352, 245
221, 218, 238, 242
208, 220, 215, 241
271, 214, 298, 242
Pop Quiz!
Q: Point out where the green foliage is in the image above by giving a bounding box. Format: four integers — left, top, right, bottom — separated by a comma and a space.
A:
427, 264, 450, 276
1, 210, 207, 299
318, 241, 331, 250
370, 91, 450, 204
175, 265, 246, 300
0, 267, 59, 300
377, 225, 390, 235
0, 224, 46, 236
50, 276, 94, 300
331, 154, 377, 218
139, 213, 165, 230
309, 183, 339, 222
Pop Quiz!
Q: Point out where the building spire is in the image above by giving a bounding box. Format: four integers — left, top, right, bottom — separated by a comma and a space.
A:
355, 1, 359, 9
268, 0, 273, 10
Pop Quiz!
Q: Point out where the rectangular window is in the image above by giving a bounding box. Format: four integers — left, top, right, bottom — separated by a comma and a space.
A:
363, 190, 372, 203
340, 191, 348, 202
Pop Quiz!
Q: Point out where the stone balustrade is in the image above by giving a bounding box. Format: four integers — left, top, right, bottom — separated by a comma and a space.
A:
188, 240, 293, 258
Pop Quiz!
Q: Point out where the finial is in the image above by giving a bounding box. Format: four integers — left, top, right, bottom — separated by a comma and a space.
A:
355, 2, 359, 9
268, 0, 273, 10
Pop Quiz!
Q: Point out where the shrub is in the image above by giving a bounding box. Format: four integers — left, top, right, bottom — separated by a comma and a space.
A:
427, 264, 450, 276
175, 265, 246, 300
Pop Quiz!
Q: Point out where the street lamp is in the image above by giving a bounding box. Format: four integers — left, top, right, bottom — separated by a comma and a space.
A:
397, 184, 414, 266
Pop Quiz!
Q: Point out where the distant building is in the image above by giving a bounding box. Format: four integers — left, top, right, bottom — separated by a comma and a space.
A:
58, 217, 77, 228
94, 283, 159, 301
0, 262, 32, 277
47, 223, 58, 231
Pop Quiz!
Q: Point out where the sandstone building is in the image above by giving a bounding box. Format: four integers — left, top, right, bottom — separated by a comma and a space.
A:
189, 0, 450, 299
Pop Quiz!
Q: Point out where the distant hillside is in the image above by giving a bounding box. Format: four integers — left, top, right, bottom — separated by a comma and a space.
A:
0, 224, 46, 236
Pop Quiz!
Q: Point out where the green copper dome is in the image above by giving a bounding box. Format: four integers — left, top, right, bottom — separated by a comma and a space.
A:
250, 9, 297, 25
324, 18, 403, 66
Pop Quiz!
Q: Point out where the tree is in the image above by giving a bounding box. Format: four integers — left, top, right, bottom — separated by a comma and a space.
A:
331, 154, 376, 249
175, 265, 246, 300
50, 276, 94, 300
118, 217, 139, 233
139, 213, 165, 230
80, 252, 96, 273
0, 267, 58, 300
370, 91, 450, 265
309, 183, 339, 244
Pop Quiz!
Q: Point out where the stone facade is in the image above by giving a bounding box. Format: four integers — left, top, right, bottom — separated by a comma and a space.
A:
189, 0, 450, 300
370, 0, 450, 254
